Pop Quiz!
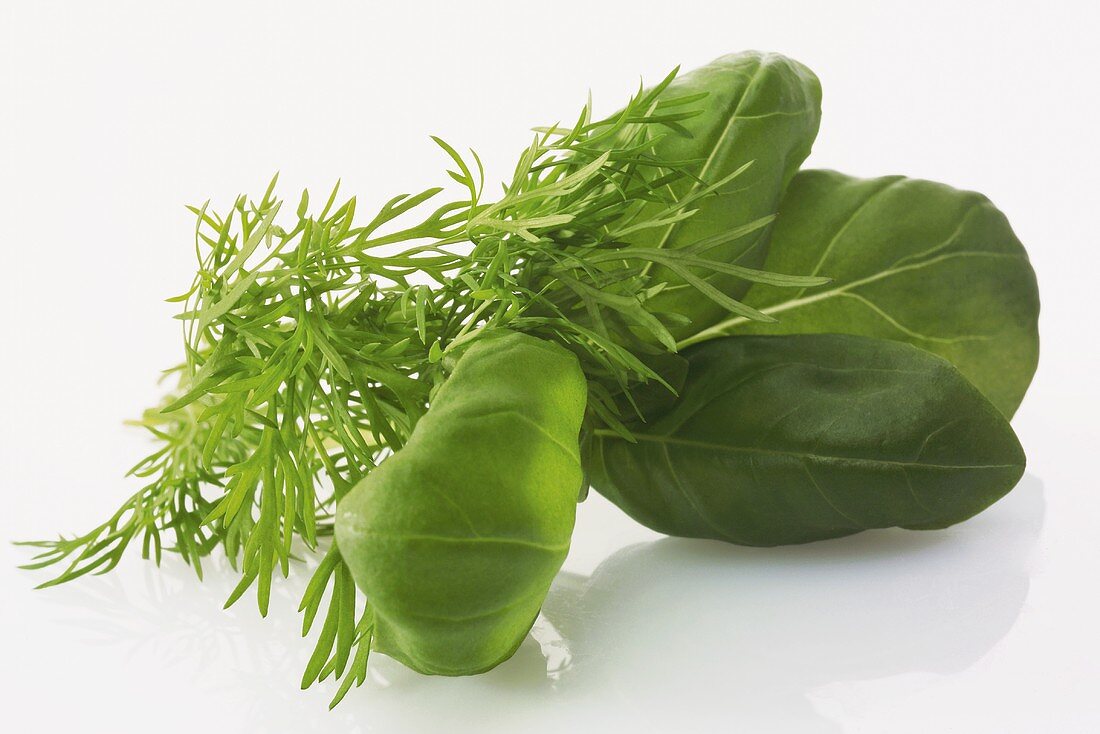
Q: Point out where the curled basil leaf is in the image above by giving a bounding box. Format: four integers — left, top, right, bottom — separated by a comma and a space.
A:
587, 334, 1025, 546
638, 51, 822, 337
335, 331, 586, 675
695, 170, 1040, 417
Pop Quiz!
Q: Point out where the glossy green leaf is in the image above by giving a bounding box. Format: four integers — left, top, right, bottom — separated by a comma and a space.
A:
685, 170, 1040, 416
636, 51, 822, 338
335, 331, 586, 675
588, 334, 1025, 546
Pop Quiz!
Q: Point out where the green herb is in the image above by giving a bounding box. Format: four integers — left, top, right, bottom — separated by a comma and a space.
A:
602, 51, 823, 340
335, 330, 585, 676
680, 170, 1040, 416
19, 65, 823, 705
20, 50, 1038, 703
587, 333, 1026, 546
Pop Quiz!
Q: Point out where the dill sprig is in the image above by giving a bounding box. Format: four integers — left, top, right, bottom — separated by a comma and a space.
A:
20, 68, 826, 705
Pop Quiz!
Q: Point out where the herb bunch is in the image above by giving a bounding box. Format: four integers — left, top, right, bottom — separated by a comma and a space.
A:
21, 68, 823, 704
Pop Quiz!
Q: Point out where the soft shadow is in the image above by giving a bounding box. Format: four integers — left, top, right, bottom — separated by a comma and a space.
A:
29, 541, 566, 731
538, 475, 1046, 731
29, 550, 352, 729
28, 477, 1044, 732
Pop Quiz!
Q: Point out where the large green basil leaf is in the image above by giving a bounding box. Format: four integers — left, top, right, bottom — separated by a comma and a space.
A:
587, 334, 1025, 546
638, 51, 822, 338
336, 331, 586, 676
689, 170, 1040, 417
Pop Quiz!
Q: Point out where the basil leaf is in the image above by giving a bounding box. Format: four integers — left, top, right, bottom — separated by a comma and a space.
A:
336, 331, 586, 675
639, 52, 822, 337
715, 170, 1040, 417
588, 334, 1025, 546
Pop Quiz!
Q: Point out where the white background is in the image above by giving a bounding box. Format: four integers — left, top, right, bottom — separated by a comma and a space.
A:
2, 1, 1098, 731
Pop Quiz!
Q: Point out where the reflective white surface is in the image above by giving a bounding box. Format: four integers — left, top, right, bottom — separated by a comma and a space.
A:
3, 480, 1053, 733
2, 1, 1098, 731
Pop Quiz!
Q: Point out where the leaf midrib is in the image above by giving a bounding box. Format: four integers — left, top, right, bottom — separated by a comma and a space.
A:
679, 249, 1027, 348
649, 57, 768, 256
602, 432, 1020, 471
